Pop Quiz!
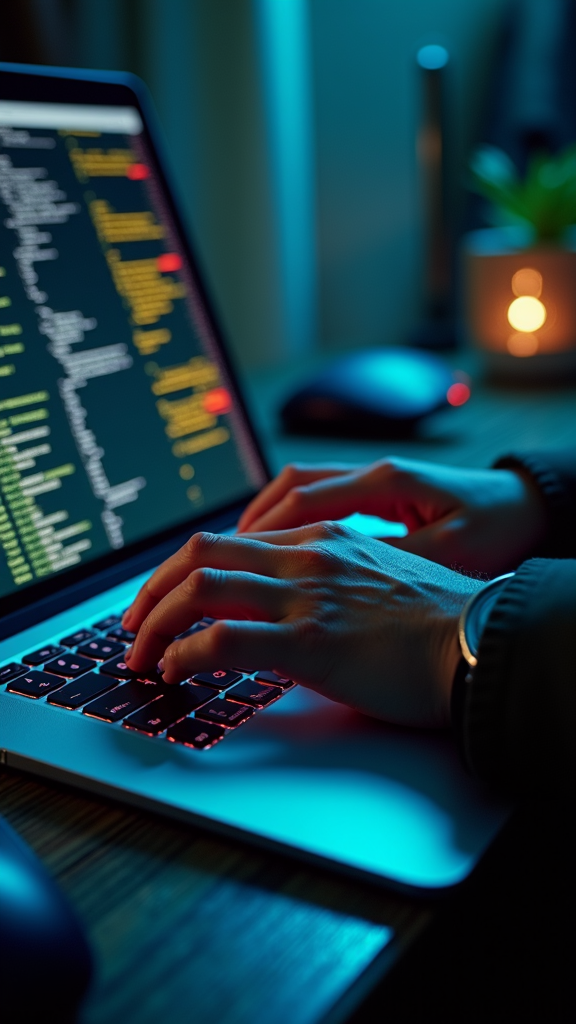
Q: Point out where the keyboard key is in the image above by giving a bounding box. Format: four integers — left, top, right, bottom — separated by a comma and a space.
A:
44, 653, 97, 678
123, 683, 215, 735
99, 655, 162, 684
77, 638, 125, 661
83, 680, 162, 722
195, 698, 254, 728
254, 670, 294, 689
7, 670, 67, 699
227, 680, 283, 707
92, 615, 120, 631
167, 718, 225, 749
22, 644, 66, 666
0, 662, 28, 685
106, 626, 136, 644
47, 672, 119, 709
191, 670, 242, 691
59, 628, 97, 648
99, 655, 137, 680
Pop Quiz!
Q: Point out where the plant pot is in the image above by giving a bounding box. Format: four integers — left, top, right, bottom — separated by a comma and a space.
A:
462, 228, 576, 379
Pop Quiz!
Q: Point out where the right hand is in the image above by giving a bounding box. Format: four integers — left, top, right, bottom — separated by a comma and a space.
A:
237, 457, 547, 576
123, 522, 480, 727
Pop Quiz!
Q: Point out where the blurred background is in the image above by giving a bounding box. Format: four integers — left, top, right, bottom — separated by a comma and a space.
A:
0, 0, 549, 371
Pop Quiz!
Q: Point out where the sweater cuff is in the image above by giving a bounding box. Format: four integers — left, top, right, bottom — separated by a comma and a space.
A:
493, 452, 575, 557
461, 558, 576, 795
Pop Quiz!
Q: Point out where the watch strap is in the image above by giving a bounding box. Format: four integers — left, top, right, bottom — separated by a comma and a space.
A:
458, 573, 515, 666
451, 656, 473, 770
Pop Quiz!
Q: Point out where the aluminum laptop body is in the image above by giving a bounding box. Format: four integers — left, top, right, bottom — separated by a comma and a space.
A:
0, 63, 509, 895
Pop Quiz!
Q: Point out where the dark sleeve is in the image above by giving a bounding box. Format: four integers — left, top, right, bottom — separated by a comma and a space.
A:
461, 558, 576, 796
493, 450, 576, 558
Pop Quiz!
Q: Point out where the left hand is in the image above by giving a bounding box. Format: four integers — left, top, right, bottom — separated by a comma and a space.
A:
123, 523, 482, 728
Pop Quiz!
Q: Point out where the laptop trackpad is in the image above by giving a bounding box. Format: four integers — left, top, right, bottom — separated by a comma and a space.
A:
2, 685, 509, 893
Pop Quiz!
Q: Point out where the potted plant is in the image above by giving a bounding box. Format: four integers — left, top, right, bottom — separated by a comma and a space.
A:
462, 144, 576, 371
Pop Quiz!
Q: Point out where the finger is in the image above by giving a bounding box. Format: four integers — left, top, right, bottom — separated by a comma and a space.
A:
245, 470, 393, 533
160, 619, 298, 684
386, 514, 468, 567
243, 459, 441, 534
239, 523, 336, 546
124, 532, 293, 632
237, 463, 354, 533
127, 568, 291, 675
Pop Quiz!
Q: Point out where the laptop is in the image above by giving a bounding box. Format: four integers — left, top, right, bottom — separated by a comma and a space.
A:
0, 62, 509, 894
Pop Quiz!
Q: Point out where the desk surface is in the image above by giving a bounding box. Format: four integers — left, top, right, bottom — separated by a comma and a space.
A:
1, 365, 574, 1024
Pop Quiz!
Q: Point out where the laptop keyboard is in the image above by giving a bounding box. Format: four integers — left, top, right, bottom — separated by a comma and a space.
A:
1, 614, 294, 751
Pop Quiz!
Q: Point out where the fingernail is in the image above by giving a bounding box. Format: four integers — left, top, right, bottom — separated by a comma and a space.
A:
124, 646, 133, 662
122, 608, 132, 627
157, 658, 165, 674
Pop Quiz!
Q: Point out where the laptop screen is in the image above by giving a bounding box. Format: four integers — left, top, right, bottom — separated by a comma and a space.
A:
0, 98, 267, 601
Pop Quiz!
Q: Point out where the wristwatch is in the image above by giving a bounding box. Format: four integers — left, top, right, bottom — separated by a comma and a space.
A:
451, 573, 514, 758
458, 572, 515, 667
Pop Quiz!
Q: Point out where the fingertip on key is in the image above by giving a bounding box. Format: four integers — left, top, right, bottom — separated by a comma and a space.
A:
124, 646, 133, 662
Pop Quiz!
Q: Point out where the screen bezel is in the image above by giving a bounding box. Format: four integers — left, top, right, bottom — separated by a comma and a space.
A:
0, 62, 271, 622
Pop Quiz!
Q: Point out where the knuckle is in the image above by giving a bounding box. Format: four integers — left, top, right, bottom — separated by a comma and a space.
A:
206, 620, 234, 659
300, 544, 335, 575
184, 567, 208, 598
184, 566, 224, 601
316, 519, 347, 540
163, 643, 180, 673
184, 531, 216, 560
371, 457, 404, 483
138, 609, 167, 645
281, 463, 301, 484
141, 577, 161, 604
285, 486, 307, 510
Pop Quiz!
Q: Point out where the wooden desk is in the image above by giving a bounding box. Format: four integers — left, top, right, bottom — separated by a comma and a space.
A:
1, 367, 574, 1024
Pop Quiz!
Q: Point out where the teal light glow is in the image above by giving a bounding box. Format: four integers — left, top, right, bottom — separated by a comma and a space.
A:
417, 44, 449, 70
337, 512, 408, 538
255, 0, 317, 356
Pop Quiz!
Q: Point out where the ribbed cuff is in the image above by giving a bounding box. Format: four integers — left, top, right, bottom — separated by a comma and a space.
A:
462, 558, 576, 794
494, 453, 575, 558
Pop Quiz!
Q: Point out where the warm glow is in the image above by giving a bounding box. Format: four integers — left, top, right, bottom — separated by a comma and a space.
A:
511, 267, 542, 298
126, 163, 150, 180
507, 332, 539, 357
507, 295, 547, 332
446, 382, 471, 406
202, 387, 232, 415
156, 252, 183, 272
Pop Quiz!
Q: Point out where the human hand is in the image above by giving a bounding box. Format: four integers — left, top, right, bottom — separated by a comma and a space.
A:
123, 523, 482, 728
237, 458, 547, 575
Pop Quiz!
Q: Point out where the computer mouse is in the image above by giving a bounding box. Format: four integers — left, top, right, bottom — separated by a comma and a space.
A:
0, 814, 92, 1023
280, 347, 470, 438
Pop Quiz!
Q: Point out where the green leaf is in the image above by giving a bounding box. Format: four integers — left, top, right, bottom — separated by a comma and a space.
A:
468, 143, 576, 242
